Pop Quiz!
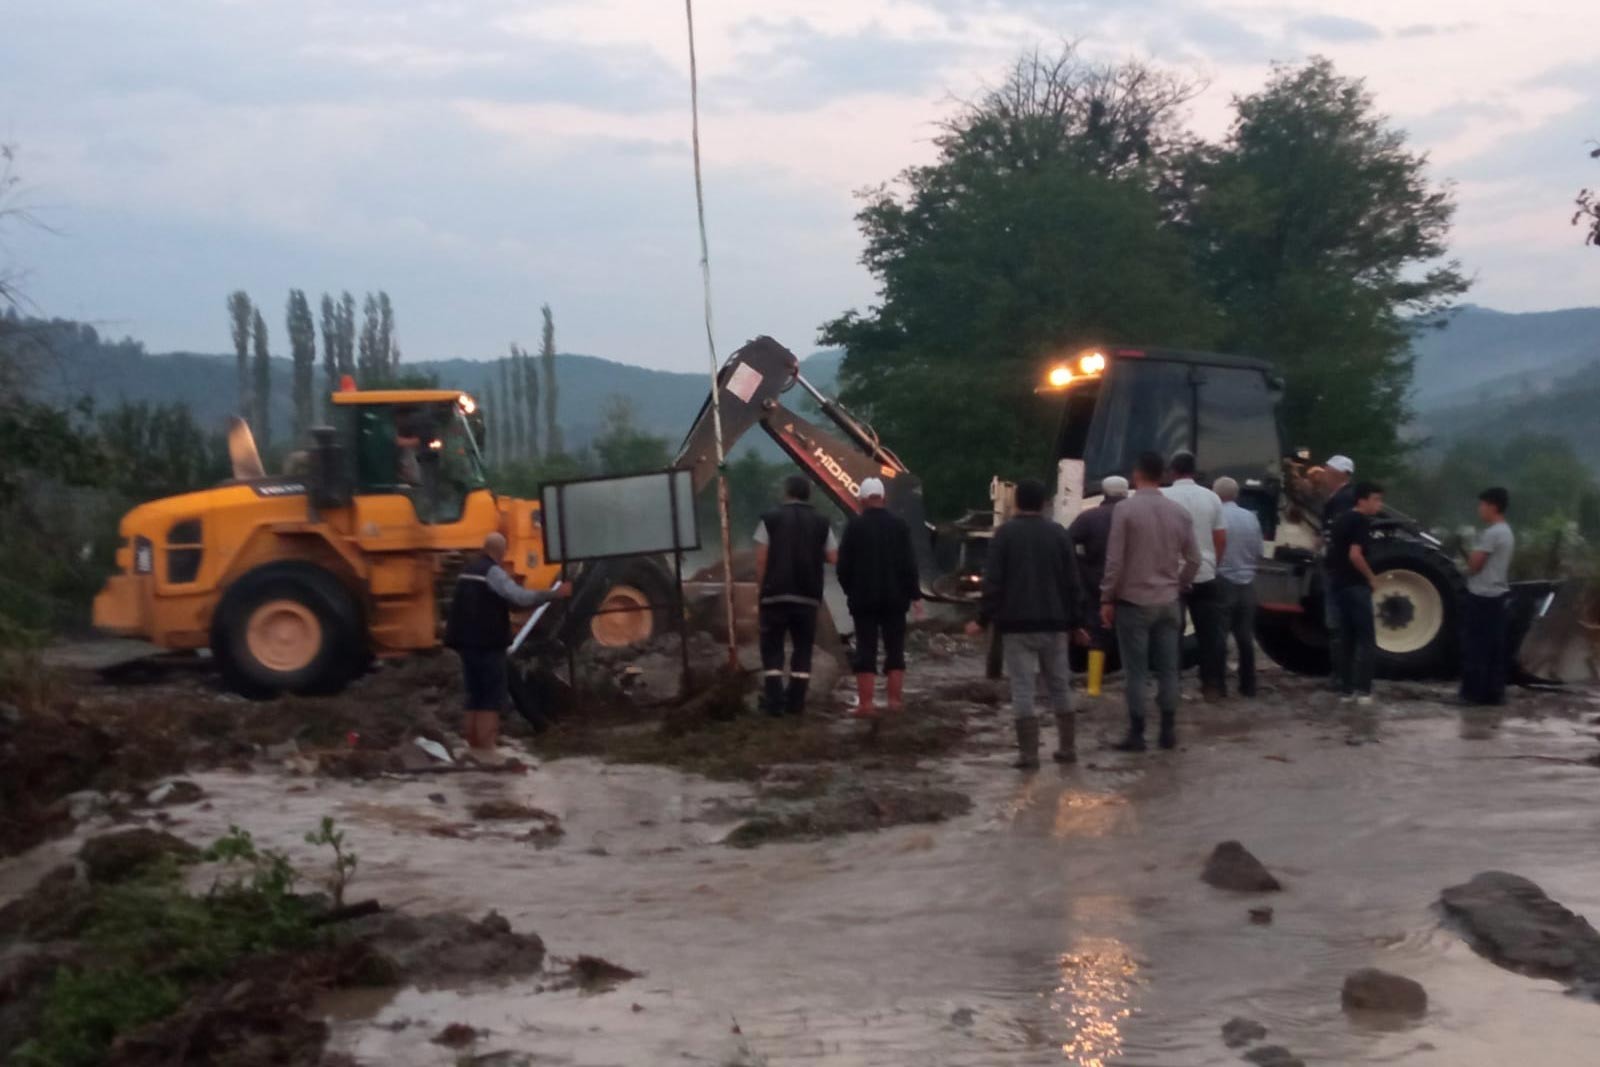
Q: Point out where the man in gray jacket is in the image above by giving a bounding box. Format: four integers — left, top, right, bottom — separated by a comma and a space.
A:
966, 478, 1088, 769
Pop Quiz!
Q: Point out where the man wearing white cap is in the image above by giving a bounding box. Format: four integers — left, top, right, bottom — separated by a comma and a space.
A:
1320, 454, 1357, 690
836, 476, 923, 716
1068, 475, 1129, 653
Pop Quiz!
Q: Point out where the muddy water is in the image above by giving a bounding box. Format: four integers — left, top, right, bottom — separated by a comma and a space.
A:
10, 677, 1600, 1065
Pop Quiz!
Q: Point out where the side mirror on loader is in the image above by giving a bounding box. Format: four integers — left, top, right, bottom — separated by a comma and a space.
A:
308, 426, 352, 516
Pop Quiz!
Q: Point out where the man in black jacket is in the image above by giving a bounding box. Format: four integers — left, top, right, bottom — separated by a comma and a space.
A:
836, 477, 923, 717
966, 479, 1088, 768
754, 475, 838, 716
443, 532, 571, 757
1066, 474, 1128, 654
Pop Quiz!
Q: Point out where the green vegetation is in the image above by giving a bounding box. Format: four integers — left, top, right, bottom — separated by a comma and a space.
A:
823, 48, 1467, 510
10, 824, 346, 1067
1576, 142, 1599, 247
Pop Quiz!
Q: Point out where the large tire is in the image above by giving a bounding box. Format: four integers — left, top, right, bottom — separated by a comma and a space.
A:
212, 563, 362, 698
1367, 538, 1463, 679
1255, 609, 1331, 676
583, 557, 677, 649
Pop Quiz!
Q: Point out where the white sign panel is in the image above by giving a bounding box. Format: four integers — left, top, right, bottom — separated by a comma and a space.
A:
542, 468, 699, 562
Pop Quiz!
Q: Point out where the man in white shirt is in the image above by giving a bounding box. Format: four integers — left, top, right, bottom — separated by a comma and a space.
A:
1460, 486, 1516, 706
1214, 477, 1265, 698
1162, 452, 1227, 701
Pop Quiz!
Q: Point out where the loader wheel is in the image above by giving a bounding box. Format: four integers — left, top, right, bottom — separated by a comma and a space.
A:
1255, 609, 1331, 676
1368, 539, 1462, 680
213, 563, 361, 698
588, 559, 676, 648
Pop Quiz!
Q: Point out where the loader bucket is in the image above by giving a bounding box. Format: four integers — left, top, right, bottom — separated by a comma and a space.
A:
1515, 579, 1600, 684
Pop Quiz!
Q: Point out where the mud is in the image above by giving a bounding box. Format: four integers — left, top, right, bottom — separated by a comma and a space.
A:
6, 629, 1600, 1064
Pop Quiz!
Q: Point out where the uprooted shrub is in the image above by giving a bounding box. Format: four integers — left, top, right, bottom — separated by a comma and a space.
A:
7, 823, 347, 1067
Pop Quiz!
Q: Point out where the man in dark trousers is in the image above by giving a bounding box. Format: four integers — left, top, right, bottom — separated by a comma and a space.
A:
754, 475, 838, 717
1327, 482, 1384, 706
1319, 454, 1357, 690
1460, 487, 1516, 706
1067, 475, 1128, 655
966, 478, 1087, 769
1161, 451, 1227, 701
1102, 452, 1200, 752
836, 477, 923, 717
443, 532, 572, 758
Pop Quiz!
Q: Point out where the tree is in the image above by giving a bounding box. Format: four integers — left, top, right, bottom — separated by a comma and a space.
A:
227, 291, 252, 418
376, 291, 395, 377
286, 290, 316, 441
318, 293, 340, 411
250, 308, 271, 449
337, 292, 356, 378
593, 395, 670, 475
522, 333, 541, 464
96, 401, 228, 499
357, 293, 381, 384
497, 357, 515, 461
1575, 142, 1600, 248
540, 303, 562, 455
507, 346, 527, 458
819, 48, 1215, 513
1187, 58, 1468, 474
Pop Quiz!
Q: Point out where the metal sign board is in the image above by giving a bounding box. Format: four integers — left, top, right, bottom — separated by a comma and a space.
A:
541, 468, 699, 563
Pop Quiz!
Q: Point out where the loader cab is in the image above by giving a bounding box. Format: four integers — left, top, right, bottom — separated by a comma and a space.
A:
1045, 347, 1285, 536
331, 390, 488, 524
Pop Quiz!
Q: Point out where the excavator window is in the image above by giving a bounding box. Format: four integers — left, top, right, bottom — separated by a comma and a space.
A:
348, 402, 486, 524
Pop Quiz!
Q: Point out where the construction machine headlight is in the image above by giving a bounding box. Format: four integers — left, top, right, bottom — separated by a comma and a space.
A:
1079, 351, 1106, 375
458, 394, 478, 415
1047, 365, 1075, 389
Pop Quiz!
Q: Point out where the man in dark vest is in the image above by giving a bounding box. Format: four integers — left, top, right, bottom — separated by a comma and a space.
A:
444, 532, 571, 757
754, 475, 838, 716
836, 477, 923, 717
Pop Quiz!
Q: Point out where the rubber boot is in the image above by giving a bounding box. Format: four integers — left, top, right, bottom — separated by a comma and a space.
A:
1052, 711, 1076, 764
1012, 717, 1041, 770
763, 675, 786, 718
785, 677, 809, 717
852, 673, 878, 718
1113, 716, 1147, 753
886, 670, 906, 713
1158, 710, 1177, 751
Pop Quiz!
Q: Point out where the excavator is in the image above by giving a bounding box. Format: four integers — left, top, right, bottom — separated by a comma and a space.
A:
677, 336, 1585, 682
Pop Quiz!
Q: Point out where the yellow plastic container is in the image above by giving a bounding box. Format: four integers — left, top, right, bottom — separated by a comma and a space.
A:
1087, 649, 1105, 697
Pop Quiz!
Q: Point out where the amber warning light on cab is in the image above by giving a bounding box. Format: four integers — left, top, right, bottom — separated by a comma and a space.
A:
1040, 350, 1109, 392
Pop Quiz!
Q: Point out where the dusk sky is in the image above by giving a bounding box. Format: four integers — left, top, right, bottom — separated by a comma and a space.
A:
4, 0, 1598, 371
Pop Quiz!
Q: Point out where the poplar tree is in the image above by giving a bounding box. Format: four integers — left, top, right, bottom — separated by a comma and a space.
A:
251, 308, 271, 449
286, 289, 316, 440
227, 291, 252, 417
540, 303, 562, 455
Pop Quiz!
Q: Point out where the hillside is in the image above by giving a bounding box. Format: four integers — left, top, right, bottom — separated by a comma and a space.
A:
10, 318, 840, 452
1410, 305, 1600, 411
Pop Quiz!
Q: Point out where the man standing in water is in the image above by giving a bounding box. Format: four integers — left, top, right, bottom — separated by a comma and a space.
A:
1102, 452, 1199, 752
1161, 452, 1227, 701
754, 475, 838, 717
444, 532, 571, 758
1460, 487, 1515, 706
836, 477, 923, 717
1067, 474, 1128, 658
968, 478, 1088, 769
1214, 477, 1265, 699
1326, 483, 1384, 706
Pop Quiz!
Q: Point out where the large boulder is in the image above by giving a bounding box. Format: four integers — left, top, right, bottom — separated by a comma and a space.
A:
1341, 968, 1428, 1016
1439, 871, 1600, 993
340, 910, 545, 985
1201, 841, 1282, 892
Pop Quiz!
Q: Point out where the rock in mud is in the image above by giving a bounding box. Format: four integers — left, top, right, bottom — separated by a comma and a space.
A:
1201, 841, 1282, 892
431, 1022, 481, 1048
1242, 1045, 1304, 1067
1248, 906, 1274, 925
144, 779, 205, 807
1221, 1016, 1267, 1047
0, 865, 92, 941
341, 910, 546, 984
724, 780, 972, 848
79, 828, 200, 883
1439, 871, 1600, 992
554, 954, 641, 992
1341, 968, 1428, 1016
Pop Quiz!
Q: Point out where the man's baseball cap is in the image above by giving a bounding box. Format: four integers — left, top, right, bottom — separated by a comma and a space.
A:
1102, 475, 1130, 497
857, 477, 886, 499
1325, 455, 1355, 475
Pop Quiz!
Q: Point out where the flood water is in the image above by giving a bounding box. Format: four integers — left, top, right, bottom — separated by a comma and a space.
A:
8, 672, 1600, 1065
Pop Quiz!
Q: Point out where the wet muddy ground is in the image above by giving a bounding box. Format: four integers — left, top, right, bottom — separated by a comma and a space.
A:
6, 635, 1600, 1064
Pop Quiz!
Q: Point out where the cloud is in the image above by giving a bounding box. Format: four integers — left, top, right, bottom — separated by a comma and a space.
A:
1290, 15, 1383, 43
1395, 22, 1475, 38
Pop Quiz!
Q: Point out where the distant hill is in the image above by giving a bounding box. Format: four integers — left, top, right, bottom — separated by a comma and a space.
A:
1410, 305, 1600, 411
9, 317, 840, 453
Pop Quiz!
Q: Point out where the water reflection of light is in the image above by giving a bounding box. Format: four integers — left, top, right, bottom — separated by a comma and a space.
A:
1051, 939, 1137, 1066
1052, 790, 1130, 840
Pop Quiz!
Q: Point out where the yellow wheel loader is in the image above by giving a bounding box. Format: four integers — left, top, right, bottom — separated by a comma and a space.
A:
92, 387, 674, 697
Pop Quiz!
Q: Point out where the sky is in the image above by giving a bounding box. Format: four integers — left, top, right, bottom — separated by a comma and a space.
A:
2, 0, 1597, 372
